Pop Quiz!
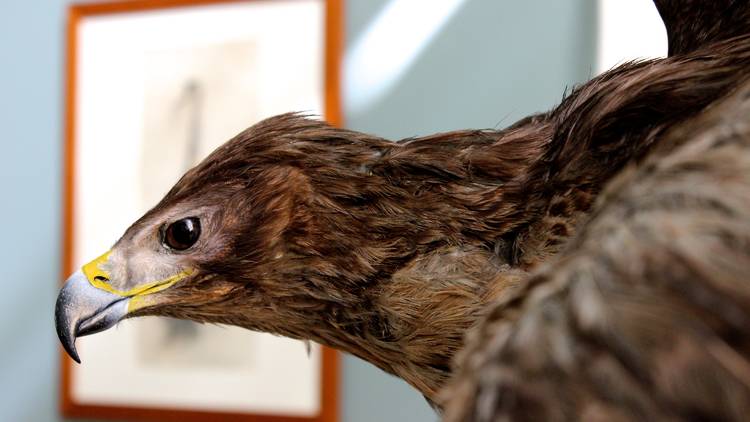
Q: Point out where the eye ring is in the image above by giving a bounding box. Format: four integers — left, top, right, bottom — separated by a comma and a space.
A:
163, 217, 201, 251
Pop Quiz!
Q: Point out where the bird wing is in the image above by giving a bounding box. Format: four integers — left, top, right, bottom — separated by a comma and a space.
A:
442, 78, 750, 421
654, 0, 750, 56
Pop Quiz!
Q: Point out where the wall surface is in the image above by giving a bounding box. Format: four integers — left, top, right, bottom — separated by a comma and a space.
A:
0, 1, 595, 421
0, 0, 70, 421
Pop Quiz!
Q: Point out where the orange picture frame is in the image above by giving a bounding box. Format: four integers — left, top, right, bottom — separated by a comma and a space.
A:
60, 1, 342, 421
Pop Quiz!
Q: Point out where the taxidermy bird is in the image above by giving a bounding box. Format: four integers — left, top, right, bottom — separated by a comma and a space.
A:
56, 0, 750, 419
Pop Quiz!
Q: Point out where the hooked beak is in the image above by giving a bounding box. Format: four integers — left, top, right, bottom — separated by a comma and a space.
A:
55, 250, 193, 363
55, 270, 129, 363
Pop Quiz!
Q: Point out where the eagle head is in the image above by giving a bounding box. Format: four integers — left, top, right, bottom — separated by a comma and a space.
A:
55, 113, 398, 363
54, 111, 538, 401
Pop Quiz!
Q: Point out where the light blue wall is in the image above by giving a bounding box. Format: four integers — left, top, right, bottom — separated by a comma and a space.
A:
0, 0, 69, 421
0, 1, 595, 421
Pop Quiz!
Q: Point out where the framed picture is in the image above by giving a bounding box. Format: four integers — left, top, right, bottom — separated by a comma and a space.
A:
60, 1, 342, 421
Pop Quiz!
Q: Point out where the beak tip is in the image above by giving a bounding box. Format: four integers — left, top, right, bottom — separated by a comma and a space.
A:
55, 276, 82, 364
66, 346, 82, 364
55, 310, 81, 364
55, 269, 127, 365
60, 333, 81, 364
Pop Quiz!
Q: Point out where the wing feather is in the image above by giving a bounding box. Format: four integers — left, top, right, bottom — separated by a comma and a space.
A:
653, 0, 750, 55
443, 81, 750, 422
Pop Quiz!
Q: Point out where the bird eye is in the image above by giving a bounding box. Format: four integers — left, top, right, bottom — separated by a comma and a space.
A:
163, 217, 201, 251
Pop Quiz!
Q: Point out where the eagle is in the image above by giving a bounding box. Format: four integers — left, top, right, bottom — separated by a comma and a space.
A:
56, 1, 750, 419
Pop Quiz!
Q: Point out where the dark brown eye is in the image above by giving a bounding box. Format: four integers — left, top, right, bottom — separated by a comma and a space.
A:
163, 217, 201, 251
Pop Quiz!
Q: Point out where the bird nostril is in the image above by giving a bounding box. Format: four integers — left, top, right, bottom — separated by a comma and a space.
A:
94, 276, 109, 283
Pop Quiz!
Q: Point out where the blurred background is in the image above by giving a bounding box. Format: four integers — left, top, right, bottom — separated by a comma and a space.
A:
0, 0, 665, 421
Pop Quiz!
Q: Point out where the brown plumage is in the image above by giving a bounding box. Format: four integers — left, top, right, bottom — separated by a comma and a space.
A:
55, 0, 750, 418
443, 67, 750, 422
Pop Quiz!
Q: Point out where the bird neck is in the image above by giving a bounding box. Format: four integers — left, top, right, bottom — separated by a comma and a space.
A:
213, 121, 569, 401
245, 129, 553, 401
253, 246, 526, 403
354, 247, 526, 402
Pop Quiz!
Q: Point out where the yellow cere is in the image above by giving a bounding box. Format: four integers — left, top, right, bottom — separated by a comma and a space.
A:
81, 250, 193, 311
